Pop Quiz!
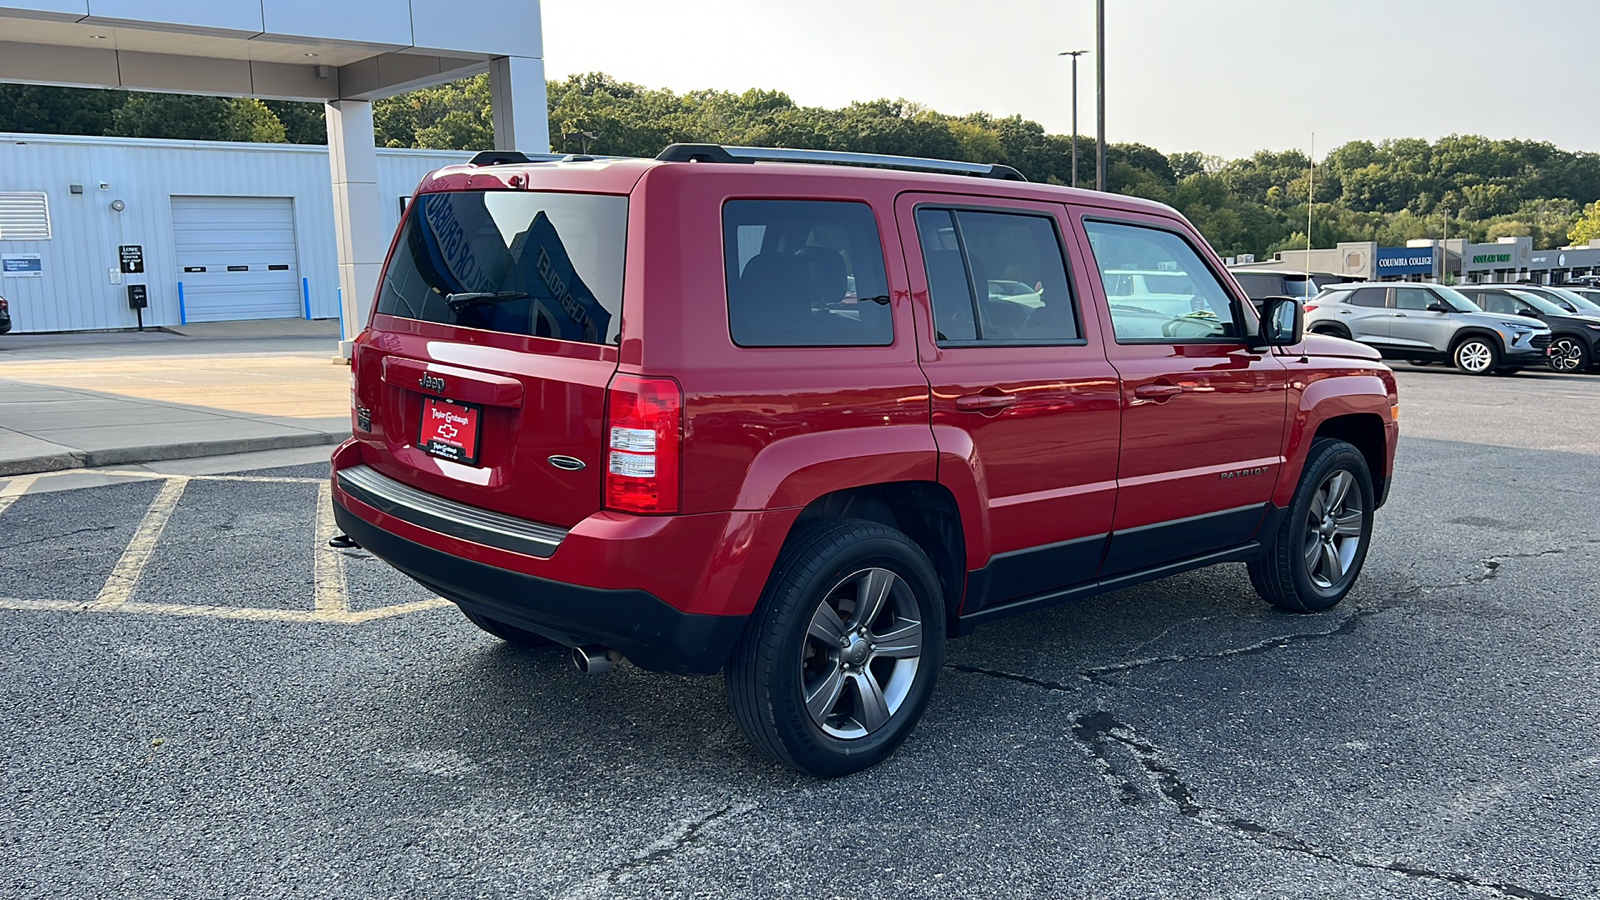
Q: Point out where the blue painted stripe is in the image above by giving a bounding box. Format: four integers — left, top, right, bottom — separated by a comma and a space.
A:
177, 281, 187, 325
302, 277, 311, 319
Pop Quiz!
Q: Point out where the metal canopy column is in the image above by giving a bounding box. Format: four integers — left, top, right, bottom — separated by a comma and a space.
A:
489, 56, 551, 154
325, 99, 385, 356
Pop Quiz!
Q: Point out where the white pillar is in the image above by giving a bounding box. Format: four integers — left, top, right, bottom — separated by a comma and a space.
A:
325, 99, 385, 358
489, 56, 550, 153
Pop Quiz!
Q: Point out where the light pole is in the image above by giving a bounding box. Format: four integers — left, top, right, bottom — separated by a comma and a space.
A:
1095, 0, 1106, 191
1058, 50, 1089, 188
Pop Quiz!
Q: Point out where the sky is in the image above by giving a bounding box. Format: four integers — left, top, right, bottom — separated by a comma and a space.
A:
539, 0, 1600, 162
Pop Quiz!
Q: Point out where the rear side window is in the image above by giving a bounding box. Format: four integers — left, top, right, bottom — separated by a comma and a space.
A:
1083, 220, 1240, 342
376, 191, 627, 344
914, 207, 1079, 343
1349, 288, 1388, 308
723, 200, 892, 347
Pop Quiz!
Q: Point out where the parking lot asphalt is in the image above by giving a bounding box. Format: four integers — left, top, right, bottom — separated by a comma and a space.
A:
2, 366, 1598, 900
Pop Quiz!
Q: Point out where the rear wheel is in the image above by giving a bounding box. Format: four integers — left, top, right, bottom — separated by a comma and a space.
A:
727, 519, 944, 777
1548, 336, 1590, 373
1249, 439, 1374, 613
1452, 337, 1499, 375
461, 608, 556, 648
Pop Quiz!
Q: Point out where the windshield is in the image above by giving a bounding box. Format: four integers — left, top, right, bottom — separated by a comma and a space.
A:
375, 190, 628, 344
1566, 290, 1600, 312
1546, 286, 1600, 313
1434, 285, 1484, 312
1505, 290, 1567, 315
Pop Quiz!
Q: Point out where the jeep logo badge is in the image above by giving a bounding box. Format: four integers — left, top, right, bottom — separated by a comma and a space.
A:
418, 373, 447, 393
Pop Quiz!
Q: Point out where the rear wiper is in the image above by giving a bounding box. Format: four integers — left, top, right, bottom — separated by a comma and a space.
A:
445, 291, 529, 310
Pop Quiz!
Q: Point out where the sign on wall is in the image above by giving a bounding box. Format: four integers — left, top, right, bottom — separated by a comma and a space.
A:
1, 254, 42, 277
1374, 246, 1436, 277
119, 244, 145, 274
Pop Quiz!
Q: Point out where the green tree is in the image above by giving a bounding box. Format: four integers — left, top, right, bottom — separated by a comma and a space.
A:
108, 93, 286, 142
263, 100, 327, 144
1568, 200, 1600, 245
0, 84, 124, 136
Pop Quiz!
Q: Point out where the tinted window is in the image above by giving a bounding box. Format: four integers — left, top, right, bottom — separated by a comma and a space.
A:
1231, 273, 1280, 299
1474, 291, 1517, 315
723, 200, 891, 347
1395, 287, 1435, 311
376, 191, 626, 344
915, 208, 1079, 343
1349, 288, 1388, 308
1083, 221, 1240, 342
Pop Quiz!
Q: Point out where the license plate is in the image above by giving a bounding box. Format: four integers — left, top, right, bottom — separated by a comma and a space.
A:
418, 397, 483, 466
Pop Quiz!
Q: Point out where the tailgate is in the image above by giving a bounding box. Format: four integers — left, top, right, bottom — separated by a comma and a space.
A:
350, 187, 627, 530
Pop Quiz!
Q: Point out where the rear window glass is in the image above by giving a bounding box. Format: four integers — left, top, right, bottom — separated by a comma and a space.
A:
376, 191, 627, 344
723, 200, 892, 347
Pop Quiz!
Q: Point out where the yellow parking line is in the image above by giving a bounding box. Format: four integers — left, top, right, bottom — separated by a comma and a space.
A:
313, 481, 349, 616
0, 474, 42, 517
91, 476, 189, 610
0, 595, 451, 624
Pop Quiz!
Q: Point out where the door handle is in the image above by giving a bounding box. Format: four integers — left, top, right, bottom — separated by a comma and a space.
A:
1133, 383, 1183, 400
1394, 313, 1408, 318
955, 392, 1018, 412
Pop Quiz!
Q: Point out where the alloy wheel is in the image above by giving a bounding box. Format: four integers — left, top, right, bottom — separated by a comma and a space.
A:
1549, 337, 1585, 372
1456, 341, 1493, 374
1303, 470, 1365, 590
800, 567, 924, 739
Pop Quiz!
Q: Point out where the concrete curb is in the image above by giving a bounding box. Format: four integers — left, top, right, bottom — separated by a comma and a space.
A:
0, 431, 348, 477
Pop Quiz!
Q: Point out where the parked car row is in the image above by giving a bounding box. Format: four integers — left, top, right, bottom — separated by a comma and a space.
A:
1303, 281, 1600, 375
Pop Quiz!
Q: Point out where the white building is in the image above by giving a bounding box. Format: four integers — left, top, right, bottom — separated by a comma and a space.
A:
0, 0, 548, 347
0, 133, 469, 333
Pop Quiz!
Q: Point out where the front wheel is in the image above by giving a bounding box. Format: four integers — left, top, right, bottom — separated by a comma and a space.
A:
1452, 337, 1499, 375
1249, 439, 1374, 613
1548, 336, 1590, 373
727, 519, 945, 777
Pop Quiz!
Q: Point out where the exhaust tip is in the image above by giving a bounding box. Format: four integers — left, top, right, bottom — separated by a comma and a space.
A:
573, 645, 621, 675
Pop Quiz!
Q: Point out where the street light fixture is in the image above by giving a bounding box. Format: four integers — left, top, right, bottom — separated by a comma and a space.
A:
563, 130, 597, 154
1058, 50, 1089, 188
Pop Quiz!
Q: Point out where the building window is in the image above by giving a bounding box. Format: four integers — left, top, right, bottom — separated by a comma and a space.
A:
0, 192, 51, 241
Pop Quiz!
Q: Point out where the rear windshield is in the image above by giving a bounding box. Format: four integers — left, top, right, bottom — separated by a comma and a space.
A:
375, 191, 627, 344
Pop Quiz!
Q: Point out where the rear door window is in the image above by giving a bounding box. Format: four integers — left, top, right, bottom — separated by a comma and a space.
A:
914, 207, 1080, 344
723, 200, 892, 347
376, 191, 627, 344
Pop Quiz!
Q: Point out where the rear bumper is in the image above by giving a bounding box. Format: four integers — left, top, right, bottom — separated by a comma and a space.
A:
334, 495, 747, 674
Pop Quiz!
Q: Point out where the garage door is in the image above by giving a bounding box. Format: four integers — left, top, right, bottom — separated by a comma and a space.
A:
172, 197, 302, 322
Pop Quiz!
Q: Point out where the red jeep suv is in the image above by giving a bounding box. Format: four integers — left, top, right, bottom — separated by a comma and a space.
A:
331, 144, 1399, 776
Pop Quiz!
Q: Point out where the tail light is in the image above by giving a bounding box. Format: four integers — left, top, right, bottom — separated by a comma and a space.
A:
1302, 304, 1319, 312
604, 375, 682, 514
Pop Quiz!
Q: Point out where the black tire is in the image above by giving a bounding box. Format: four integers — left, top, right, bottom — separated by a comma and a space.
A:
1248, 438, 1375, 613
727, 518, 945, 777
1547, 335, 1590, 373
461, 608, 556, 648
1311, 325, 1351, 340
1451, 336, 1499, 375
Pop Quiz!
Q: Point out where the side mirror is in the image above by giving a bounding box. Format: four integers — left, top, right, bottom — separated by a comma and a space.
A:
1426, 302, 1451, 313
1518, 309, 1542, 318
1260, 296, 1303, 347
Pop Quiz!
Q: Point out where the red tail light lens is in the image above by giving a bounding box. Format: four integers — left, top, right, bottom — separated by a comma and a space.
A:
1302, 304, 1319, 312
604, 375, 682, 514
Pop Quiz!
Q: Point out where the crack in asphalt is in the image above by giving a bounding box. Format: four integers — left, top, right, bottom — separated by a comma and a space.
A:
605, 802, 739, 886
1070, 712, 1570, 900
1080, 607, 1375, 681
0, 524, 119, 551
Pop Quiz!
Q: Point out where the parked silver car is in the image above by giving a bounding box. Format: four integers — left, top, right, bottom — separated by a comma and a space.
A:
1305, 282, 1551, 375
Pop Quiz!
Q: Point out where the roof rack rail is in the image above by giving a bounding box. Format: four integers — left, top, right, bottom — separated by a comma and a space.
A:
654, 143, 1026, 182
469, 150, 532, 166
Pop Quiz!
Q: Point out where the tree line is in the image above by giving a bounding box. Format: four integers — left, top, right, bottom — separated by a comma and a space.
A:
5, 74, 1599, 252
